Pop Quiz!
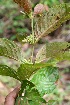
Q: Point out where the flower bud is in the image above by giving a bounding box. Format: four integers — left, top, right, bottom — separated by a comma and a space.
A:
34, 4, 49, 15
14, 0, 32, 14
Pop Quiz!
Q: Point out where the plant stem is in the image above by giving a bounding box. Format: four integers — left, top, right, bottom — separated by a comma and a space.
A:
31, 45, 34, 63
31, 14, 34, 44
31, 12, 34, 63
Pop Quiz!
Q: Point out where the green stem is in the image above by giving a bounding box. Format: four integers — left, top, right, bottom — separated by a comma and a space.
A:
31, 45, 34, 63
31, 14, 34, 43
31, 12, 35, 63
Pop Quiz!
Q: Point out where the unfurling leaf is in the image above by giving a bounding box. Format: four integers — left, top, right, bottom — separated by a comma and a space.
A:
36, 42, 70, 62
14, 0, 32, 14
31, 66, 59, 96
34, 3, 70, 42
0, 38, 23, 62
0, 65, 19, 80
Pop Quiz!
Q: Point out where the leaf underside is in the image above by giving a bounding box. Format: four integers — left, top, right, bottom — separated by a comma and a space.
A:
35, 45, 46, 63
36, 42, 70, 63
46, 42, 70, 61
34, 3, 70, 42
0, 38, 23, 62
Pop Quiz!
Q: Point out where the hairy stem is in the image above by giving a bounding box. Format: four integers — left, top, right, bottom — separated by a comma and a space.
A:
31, 12, 35, 63
31, 45, 34, 63
31, 14, 34, 44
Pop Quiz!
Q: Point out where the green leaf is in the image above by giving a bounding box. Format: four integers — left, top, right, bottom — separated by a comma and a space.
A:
0, 38, 23, 62
47, 100, 57, 105
36, 42, 70, 62
17, 63, 41, 81
31, 66, 59, 96
15, 80, 46, 105
0, 65, 19, 80
17, 63, 56, 81
35, 3, 70, 42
